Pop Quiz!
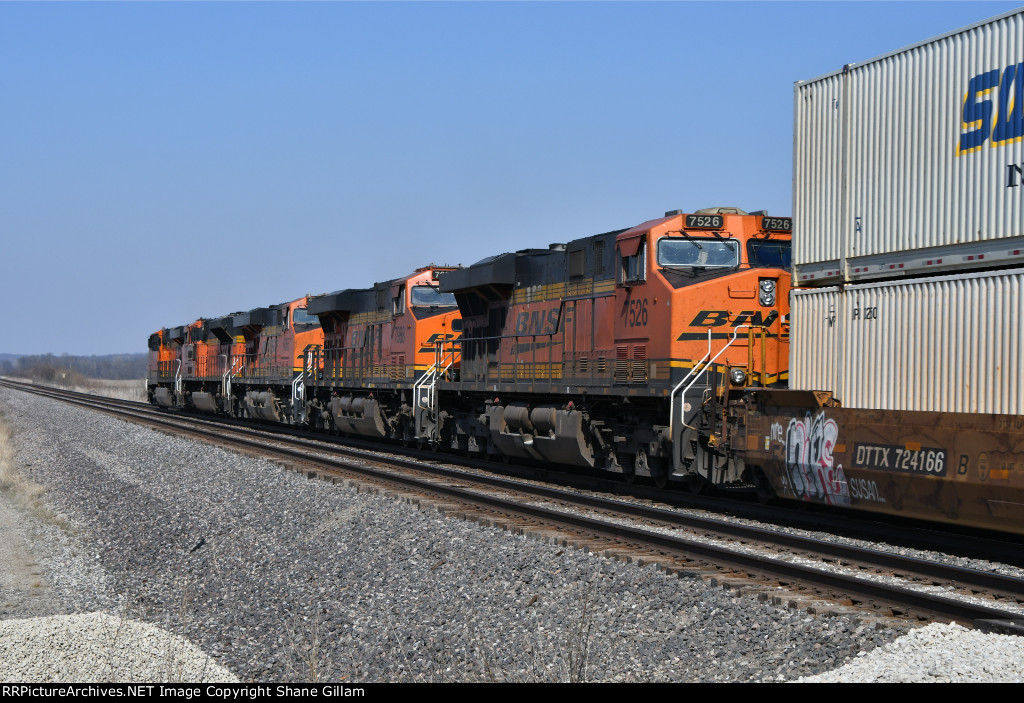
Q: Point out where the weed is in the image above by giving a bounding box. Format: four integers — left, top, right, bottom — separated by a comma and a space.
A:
284, 608, 326, 682
0, 417, 47, 515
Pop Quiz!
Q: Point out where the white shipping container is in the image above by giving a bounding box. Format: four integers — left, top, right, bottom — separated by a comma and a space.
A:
790, 268, 1024, 414
794, 8, 1024, 285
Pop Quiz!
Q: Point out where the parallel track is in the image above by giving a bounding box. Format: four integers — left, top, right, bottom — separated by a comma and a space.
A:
4, 378, 1024, 633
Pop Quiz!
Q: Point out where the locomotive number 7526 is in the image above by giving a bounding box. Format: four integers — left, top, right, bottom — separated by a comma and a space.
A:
625, 298, 649, 327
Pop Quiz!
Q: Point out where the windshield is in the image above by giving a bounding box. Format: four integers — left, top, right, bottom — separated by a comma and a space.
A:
411, 285, 457, 307
657, 238, 739, 268
746, 239, 793, 269
292, 307, 318, 325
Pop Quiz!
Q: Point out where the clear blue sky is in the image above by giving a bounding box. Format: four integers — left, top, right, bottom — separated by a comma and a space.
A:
1, 1, 1018, 355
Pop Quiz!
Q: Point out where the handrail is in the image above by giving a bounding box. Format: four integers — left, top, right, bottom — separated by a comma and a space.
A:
669, 324, 752, 437
223, 357, 243, 404
173, 359, 182, 403
412, 340, 461, 442
414, 341, 459, 410
668, 330, 712, 438
291, 370, 305, 423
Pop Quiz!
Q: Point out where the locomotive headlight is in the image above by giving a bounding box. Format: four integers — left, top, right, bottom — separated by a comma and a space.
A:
759, 279, 776, 307
729, 367, 748, 386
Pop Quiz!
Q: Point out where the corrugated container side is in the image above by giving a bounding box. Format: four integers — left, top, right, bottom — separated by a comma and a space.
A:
789, 286, 840, 394
793, 73, 846, 274
791, 268, 1024, 414
794, 8, 1024, 284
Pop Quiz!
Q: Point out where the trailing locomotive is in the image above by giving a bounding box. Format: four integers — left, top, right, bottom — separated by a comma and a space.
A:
303, 266, 462, 443
148, 265, 463, 443
149, 296, 323, 422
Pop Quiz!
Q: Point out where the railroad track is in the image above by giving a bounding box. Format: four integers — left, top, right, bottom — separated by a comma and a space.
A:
4, 377, 1024, 634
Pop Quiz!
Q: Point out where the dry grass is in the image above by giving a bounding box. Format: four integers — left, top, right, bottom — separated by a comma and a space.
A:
71, 379, 148, 403
0, 413, 47, 513
3, 374, 147, 403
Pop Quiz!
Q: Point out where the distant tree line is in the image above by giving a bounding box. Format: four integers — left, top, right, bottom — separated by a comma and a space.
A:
0, 353, 147, 381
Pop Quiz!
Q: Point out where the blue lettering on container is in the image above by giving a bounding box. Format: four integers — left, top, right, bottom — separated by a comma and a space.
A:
958, 63, 1024, 154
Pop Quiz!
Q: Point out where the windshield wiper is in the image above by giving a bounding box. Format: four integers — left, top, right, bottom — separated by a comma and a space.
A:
667, 229, 702, 249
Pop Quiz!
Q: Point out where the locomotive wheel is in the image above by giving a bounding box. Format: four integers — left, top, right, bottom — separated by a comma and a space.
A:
622, 457, 636, 485
634, 450, 647, 476
649, 456, 670, 490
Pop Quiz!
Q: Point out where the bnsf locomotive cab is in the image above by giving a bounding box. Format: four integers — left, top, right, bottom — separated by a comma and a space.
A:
148, 325, 185, 407
617, 207, 792, 391
228, 296, 325, 423
305, 266, 462, 443
615, 207, 793, 487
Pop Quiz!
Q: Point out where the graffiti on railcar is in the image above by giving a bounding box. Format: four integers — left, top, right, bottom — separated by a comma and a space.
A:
783, 412, 850, 506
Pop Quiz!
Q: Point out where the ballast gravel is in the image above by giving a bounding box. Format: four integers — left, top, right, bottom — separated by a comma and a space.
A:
0, 386, 1022, 683
797, 622, 1024, 683
0, 612, 238, 683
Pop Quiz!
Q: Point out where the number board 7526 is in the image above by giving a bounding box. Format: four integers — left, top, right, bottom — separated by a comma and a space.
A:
685, 214, 723, 229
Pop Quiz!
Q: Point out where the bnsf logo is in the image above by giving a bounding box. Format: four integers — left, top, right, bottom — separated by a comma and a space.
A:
514, 309, 560, 336
688, 310, 779, 327
957, 62, 1024, 155
419, 333, 460, 353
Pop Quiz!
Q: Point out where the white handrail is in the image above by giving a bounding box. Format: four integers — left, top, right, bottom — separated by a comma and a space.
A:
669, 324, 751, 437
668, 330, 711, 437
223, 357, 243, 403
414, 343, 458, 412
412, 341, 460, 444
291, 372, 305, 423
173, 359, 182, 403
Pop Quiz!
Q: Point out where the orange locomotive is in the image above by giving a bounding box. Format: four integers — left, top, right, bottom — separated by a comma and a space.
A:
147, 296, 325, 420
228, 296, 324, 422
304, 265, 462, 443
437, 207, 792, 489
147, 327, 182, 407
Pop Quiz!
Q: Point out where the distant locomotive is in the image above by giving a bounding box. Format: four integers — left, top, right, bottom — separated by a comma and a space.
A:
150, 266, 461, 441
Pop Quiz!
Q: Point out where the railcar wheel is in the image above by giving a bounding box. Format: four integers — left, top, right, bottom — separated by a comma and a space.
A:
684, 476, 706, 494
754, 468, 776, 505
653, 464, 670, 490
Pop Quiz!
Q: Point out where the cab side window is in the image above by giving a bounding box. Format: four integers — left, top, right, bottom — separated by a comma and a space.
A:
619, 241, 646, 284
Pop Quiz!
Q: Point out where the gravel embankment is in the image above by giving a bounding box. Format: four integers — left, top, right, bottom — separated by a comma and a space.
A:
1, 386, 1022, 682
798, 622, 1024, 683
0, 612, 238, 682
